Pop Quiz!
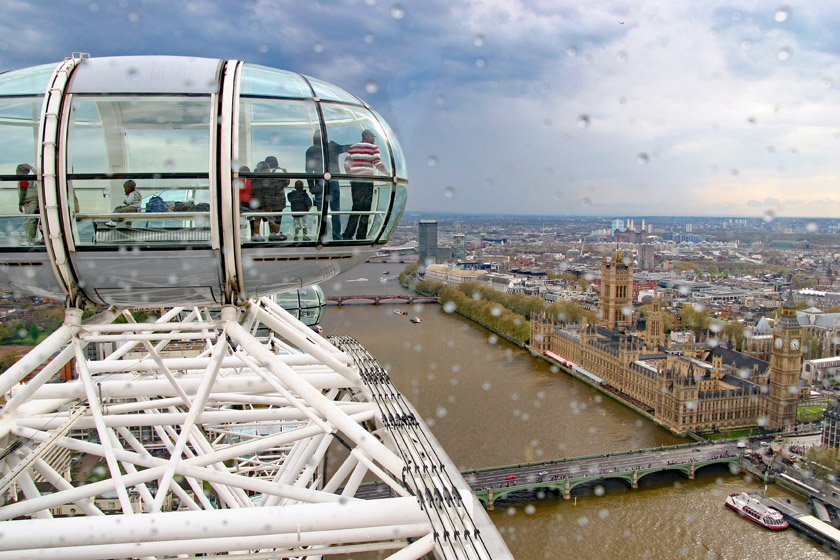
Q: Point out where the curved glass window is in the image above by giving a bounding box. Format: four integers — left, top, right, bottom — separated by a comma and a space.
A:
66, 95, 212, 247
374, 110, 407, 180
0, 65, 51, 248
321, 104, 392, 177
273, 285, 326, 326
305, 76, 362, 104
240, 64, 312, 98
0, 63, 58, 95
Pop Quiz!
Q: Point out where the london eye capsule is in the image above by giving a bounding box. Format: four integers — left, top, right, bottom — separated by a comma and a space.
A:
0, 54, 408, 306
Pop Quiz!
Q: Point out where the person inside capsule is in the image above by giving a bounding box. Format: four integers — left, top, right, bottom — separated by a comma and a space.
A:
105, 180, 142, 227
16, 163, 39, 245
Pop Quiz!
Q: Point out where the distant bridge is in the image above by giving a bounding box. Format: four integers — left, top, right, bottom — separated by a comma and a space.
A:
356, 441, 741, 509
327, 294, 440, 306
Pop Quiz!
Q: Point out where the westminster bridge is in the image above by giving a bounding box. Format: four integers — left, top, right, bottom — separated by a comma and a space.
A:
355, 441, 742, 509
326, 294, 440, 305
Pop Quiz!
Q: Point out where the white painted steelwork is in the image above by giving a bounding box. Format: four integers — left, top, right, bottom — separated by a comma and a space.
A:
0, 299, 509, 559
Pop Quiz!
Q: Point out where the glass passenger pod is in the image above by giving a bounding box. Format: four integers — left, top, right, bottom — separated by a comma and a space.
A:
0, 62, 65, 299
61, 56, 224, 306
232, 64, 408, 298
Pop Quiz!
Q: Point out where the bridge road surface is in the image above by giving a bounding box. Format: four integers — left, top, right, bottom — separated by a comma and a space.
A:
354, 441, 742, 500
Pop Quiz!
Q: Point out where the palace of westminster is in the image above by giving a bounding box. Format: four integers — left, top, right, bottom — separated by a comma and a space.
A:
530, 250, 803, 436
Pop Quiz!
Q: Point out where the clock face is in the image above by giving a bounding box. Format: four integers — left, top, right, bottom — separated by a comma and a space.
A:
774, 337, 783, 349
790, 339, 800, 351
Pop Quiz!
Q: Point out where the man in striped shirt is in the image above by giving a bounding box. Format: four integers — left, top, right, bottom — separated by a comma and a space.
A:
342, 129, 387, 240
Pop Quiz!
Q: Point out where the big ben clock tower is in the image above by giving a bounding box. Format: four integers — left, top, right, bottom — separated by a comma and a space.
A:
766, 291, 803, 430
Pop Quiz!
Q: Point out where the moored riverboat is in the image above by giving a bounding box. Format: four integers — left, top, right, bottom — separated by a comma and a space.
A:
725, 492, 788, 530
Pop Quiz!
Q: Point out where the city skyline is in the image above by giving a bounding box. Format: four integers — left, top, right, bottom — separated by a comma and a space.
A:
1, 1, 838, 219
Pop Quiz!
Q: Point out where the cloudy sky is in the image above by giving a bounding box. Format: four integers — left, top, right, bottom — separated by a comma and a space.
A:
1, 0, 838, 218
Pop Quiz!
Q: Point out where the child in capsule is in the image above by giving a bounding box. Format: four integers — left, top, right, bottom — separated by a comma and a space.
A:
107, 180, 142, 226
287, 180, 312, 240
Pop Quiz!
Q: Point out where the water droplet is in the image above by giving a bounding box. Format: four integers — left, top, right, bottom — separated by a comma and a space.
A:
806, 221, 818, 233
763, 209, 775, 223
259, 44, 269, 54
482, 381, 492, 391
566, 46, 578, 58
741, 40, 752, 51
731, 168, 739, 176
128, 12, 139, 22
543, 118, 552, 126
636, 153, 650, 165
313, 42, 324, 54
89, 2, 100, 12
545, 167, 553, 175
746, 116, 756, 129
435, 95, 446, 106
364, 80, 379, 94
363, 33, 374, 44
426, 155, 438, 167
777, 46, 792, 61
616, 50, 628, 62
436, 406, 447, 418
475, 58, 486, 68
577, 516, 590, 527
473, 33, 486, 47
775, 6, 791, 22
390, 3, 405, 19
577, 114, 591, 129
594, 485, 605, 496
365, 0, 377, 5
443, 186, 455, 199
707, 27, 719, 40
443, 301, 456, 313
581, 197, 592, 207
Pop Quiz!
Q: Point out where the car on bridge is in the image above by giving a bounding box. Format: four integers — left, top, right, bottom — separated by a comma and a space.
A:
505, 475, 516, 480
538, 470, 548, 476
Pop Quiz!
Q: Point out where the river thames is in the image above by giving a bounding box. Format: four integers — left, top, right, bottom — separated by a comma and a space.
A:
319, 263, 831, 559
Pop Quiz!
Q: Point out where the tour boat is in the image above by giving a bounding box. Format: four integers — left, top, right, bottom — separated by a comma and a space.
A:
410, 317, 421, 324
724, 492, 788, 530
394, 309, 407, 315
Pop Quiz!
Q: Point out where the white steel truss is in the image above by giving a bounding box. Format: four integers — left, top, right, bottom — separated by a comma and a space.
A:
0, 298, 509, 559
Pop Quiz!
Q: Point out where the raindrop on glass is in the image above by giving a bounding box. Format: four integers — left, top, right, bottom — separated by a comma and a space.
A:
259, 44, 269, 54
390, 3, 405, 19
544, 118, 552, 126
577, 114, 590, 129
806, 221, 818, 233
636, 153, 650, 165
475, 58, 486, 68
473, 34, 486, 48
774, 6, 791, 22
566, 46, 578, 58
365, 80, 379, 94
313, 42, 324, 54
435, 95, 446, 106
616, 50, 628, 62
426, 155, 439, 167
443, 186, 455, 199
777, 46, 792, 61
363, 33, 374, 44
443, 301, 456, 313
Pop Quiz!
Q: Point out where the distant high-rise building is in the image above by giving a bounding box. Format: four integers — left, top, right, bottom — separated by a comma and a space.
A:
453, 233, 466, 261
638, 244, 655, 271
626, 219, 635, 232
685, 223, 693, 233
418, 219, 438, 270
611, 219, 625, 233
